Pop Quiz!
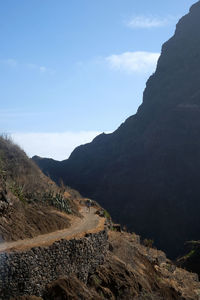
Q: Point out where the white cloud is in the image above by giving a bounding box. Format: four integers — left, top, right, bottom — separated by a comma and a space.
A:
127, 16, 167, 28
106, 51, 160, 74
126, 15, 178, 29
11, 131, 101, 161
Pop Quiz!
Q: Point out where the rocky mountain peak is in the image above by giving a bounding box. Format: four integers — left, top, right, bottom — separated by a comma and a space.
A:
33, 1, 200, 259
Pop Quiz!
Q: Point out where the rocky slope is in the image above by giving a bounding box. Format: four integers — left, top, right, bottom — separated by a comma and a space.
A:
0, 135, 80, 242
12, 231, 200, 300
33, 1, 200, 258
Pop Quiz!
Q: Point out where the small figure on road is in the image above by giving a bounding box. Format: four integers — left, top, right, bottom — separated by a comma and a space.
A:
86, 199, 92, 212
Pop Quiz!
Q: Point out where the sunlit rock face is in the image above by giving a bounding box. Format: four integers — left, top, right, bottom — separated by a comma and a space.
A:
33, 1, 200, 258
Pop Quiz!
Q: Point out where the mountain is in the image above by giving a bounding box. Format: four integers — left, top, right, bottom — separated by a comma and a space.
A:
33, 1, 200, 258
2, 135, 200, 300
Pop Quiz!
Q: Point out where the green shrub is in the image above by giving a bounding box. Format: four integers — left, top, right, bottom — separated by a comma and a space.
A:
186, 249, 195, 258
143, 238, 154, 248
90, 275, 102, 287
10, 182, 26, 204
41, 191, 72, 214
103, 209, 111, 219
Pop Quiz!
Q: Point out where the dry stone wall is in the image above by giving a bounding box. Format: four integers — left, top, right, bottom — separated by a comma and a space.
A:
0, 229, 108, 299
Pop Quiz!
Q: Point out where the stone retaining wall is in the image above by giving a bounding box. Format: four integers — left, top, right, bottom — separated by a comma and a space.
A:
0, 229, 108, 299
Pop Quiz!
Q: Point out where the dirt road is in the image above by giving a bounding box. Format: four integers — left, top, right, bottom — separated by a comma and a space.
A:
0, 206, 105, 253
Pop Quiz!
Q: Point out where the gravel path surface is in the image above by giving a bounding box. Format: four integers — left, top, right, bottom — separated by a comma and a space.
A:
0, 206, 101, 252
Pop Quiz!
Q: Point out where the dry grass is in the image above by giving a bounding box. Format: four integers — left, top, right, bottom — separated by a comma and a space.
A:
108, 231, 200, 299
0, 135, 82, 242
0, 135, 54, 195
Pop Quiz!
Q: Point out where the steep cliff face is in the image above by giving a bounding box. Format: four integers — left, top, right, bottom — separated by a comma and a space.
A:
33, 1, 200, 258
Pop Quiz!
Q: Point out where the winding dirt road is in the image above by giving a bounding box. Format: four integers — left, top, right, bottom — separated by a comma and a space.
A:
0, 206, 105, 253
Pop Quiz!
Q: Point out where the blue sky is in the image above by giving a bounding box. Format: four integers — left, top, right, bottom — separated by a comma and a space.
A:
0, 0, 196, 159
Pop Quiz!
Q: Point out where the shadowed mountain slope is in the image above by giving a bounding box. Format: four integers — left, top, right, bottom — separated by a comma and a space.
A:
33, 1, 200, 258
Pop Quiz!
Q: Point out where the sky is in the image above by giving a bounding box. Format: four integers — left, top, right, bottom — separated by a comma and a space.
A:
0, 0, 196, 160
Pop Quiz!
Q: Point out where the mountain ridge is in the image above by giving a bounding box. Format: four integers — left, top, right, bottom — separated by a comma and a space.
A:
33, 1, 200, 258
